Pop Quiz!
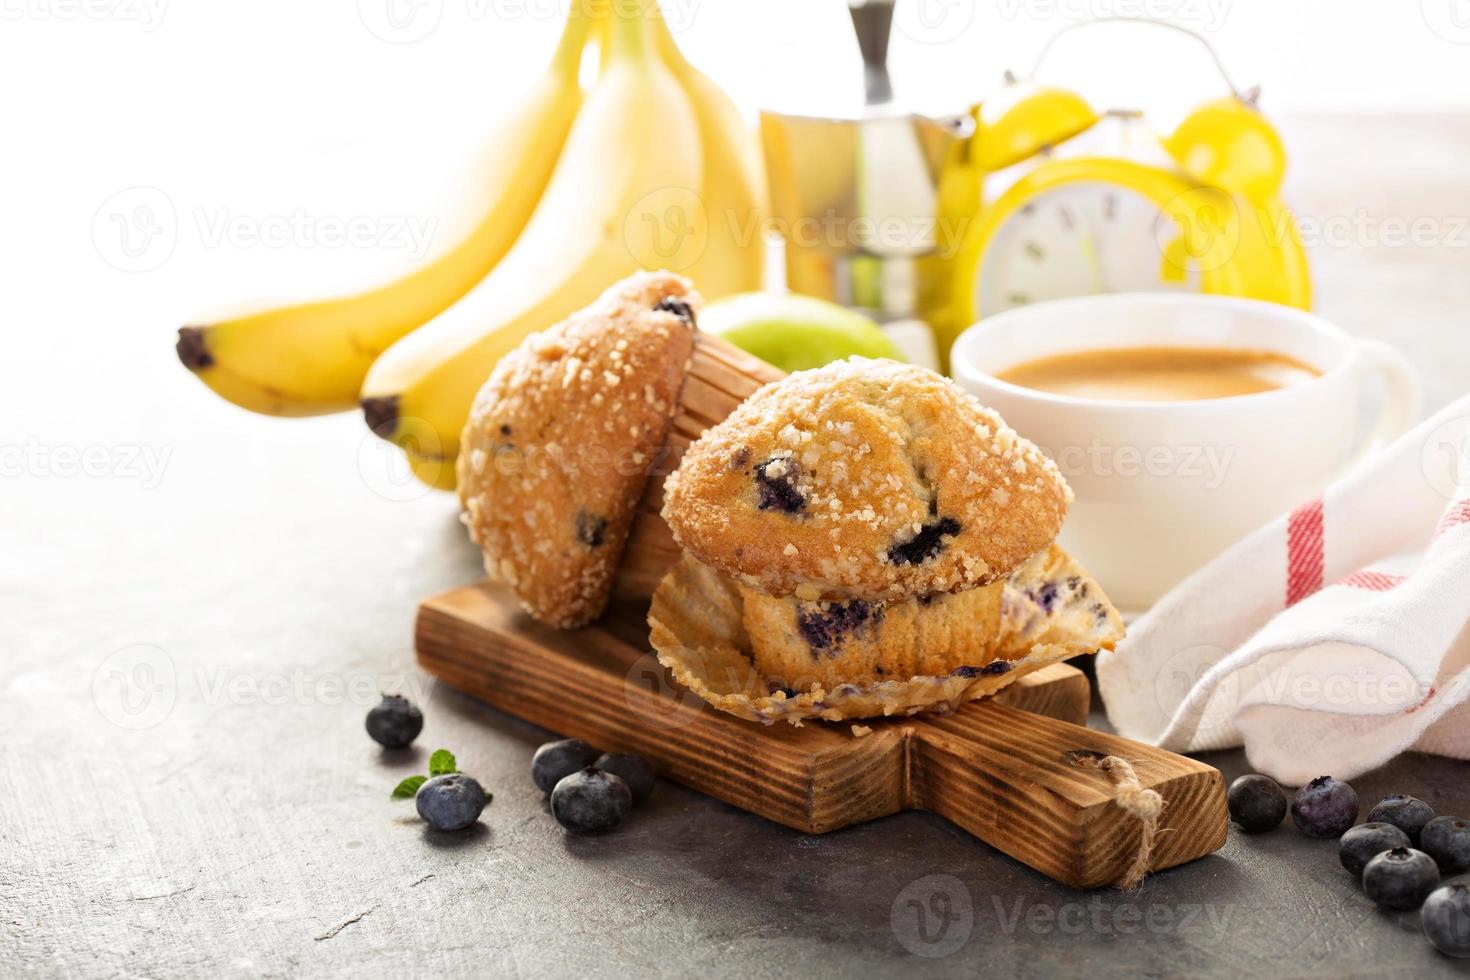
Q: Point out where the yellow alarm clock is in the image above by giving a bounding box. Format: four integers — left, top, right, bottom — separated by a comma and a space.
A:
943, 20, 1310, 358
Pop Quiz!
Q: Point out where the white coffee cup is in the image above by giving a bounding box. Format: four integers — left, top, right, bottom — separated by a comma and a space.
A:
950, 294, 1422, 611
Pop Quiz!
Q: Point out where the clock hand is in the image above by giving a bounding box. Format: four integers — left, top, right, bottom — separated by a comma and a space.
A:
1078, 223, 1108, 292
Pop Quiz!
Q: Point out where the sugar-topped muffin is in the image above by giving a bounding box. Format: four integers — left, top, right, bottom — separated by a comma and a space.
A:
661, 357, 1072, 604
458, 271, 700, 628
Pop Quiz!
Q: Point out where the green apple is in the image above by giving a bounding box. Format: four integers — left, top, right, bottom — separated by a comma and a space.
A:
700, 292, 902, 373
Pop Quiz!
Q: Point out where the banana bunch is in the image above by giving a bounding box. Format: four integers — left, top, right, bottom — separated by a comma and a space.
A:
178, 1, 764, 490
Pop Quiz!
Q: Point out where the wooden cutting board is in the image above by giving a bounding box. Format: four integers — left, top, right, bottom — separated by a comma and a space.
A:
416, 583, 1227, 889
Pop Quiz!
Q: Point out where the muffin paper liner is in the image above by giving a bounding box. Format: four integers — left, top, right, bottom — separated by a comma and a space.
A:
648, 544, 1125, 725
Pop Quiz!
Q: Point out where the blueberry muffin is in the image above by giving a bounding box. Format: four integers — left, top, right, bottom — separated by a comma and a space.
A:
661, 358, 1071, 603
458, 271, 700, 628
660, 357, 1072, 686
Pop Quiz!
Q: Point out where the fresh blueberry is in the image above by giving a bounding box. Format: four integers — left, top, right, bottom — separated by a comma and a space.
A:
1290, 775, 1359, 838
1422, 883, 1470, 958
1228, 774, 1287, 833
1362, 847, 1440, 911
365, 694, 423, 748
1421, 816, 1470, 874
415, 773, 490, 832
595, 752, 655, 804
1339, 822, 1411, 878
1367, 794, 1435, 845
551, 767, 632, 834
531, 738, 599, 794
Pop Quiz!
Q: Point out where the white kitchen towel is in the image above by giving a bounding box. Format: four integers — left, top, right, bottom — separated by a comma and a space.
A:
1097, 392, 1470, 785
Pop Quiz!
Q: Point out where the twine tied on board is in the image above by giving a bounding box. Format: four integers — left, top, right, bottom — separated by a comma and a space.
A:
1068, 749, 1165, 890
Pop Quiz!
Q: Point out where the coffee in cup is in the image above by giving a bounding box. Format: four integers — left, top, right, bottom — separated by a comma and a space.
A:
995, 345, 1321, 402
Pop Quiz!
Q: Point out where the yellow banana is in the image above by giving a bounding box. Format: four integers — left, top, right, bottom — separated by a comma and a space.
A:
360, 3, 703, 469
649, 8, 766, 299
175, 7, 595, 416
405, 450, 458, 492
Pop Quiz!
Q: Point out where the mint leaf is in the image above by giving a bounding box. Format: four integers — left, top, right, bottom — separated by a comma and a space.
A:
391, 775, 427, 800
428, 749, 457, 777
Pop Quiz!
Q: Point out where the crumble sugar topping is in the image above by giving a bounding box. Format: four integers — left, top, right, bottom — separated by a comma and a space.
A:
661, 357, 1072, 603
458, 271, 700, 629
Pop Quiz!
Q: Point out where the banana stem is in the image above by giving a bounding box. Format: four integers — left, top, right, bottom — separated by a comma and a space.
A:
550, 0, 599, 78
593, 3, 609, 69
604, 0, 652, 63
645, 0, 688, 72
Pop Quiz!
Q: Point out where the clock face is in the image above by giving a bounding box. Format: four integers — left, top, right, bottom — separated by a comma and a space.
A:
974, 181, 1201, 317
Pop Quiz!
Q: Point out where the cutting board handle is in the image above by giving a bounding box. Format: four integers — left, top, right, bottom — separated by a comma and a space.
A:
907, 702, 1225, 889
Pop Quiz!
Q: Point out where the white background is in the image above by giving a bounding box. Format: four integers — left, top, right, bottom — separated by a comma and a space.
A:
2, 0, 1468, 453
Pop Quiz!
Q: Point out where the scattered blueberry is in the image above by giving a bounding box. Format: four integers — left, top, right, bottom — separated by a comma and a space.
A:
1363, 847, 1440, 911
1339, 822, 1411, 878
531, 739, 599, 794
1290, 776, 1359, 838
1228, 774, 1288, 834
415, 773, 490, 832
365, 694, 423, 748
1422, 883, 1470, 958
551, 767, 632, 834
1421, 816, 1470, 874
595, 752, 655, 804
1367, 794, 1436, 845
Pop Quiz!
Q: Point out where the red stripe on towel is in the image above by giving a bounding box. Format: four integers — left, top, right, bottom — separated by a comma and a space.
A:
1337, 570, 1406, 592
1435, 498, 1470, 538
1286, 498, 1325, 606
1407, 687, 1437, 714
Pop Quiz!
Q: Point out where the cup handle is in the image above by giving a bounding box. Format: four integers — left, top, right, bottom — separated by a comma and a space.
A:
1355, 338, 1422, 454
